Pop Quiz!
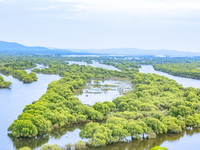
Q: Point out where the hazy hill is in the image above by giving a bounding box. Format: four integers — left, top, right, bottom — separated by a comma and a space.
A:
0, 41, 92, 55
1, 41, 200, 56
70, 48, 200, 56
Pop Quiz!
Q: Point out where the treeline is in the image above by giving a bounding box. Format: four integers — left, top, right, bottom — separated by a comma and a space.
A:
0, 61, 36, 74
64, 56, 140, 71
100, 60, 139, 71
0, 76, 12, 88
154, 63, 200, 79
4, 61, 36, 70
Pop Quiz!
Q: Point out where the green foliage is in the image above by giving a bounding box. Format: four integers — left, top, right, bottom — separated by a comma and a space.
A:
74, 140, 87, 150
154, 62, 200, 80
40, 144, 61, 150
17, 147, 32, 150
143, 117, 167, 134
151, 146, 168, 150
0, 60, 37, 83
8, 120, 38, 137
161, 116, 185, 133
94, 80, 100, 84
80, 70, 200, 147
9, 64, 112, 137
168, 105, 194, 117
92, 102, 111, 115
0, 75, 12, 88
13, 70, 38, 83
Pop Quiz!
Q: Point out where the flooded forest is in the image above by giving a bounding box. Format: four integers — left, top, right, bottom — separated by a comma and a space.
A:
1, 55, 200, 150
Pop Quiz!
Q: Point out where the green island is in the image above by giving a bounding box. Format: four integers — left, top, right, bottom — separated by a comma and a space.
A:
5, 56, 200, 150
0, 60, 38, 83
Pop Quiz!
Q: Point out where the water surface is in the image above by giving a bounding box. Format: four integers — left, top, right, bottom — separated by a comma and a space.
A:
67, 60, 120, 71
76, 79, 132, 105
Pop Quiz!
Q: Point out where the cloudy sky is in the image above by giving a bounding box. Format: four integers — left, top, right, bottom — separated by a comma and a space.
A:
0, 0, 200, 52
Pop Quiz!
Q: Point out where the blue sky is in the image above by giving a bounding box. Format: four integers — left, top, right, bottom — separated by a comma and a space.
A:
0, 0, 200, 52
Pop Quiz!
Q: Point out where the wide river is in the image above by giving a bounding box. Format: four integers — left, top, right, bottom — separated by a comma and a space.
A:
1, 63, 200, 150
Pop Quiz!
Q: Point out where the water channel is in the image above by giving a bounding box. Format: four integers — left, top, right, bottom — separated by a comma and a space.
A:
1, 63, 200, 150
67, 60, 120, 71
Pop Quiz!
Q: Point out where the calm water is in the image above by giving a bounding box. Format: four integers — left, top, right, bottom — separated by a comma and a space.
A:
2, 63, 200, 150
67, 60, 120, 71
139, 65, 200, 88
0, 66, 61, 150
76, 79, 132, 105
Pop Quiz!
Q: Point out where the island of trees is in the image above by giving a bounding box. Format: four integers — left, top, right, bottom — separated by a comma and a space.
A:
0, 60, 38, 83
7, 57, 200, 148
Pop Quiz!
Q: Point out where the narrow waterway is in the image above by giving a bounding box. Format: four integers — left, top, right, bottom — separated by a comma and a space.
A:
67, 60, 120, 71
139, 65, 200, 88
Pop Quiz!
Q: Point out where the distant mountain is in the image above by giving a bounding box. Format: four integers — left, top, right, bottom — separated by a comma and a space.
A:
70, 48, 200, 56
1, 41, 200, 56
0, 41, 94, 55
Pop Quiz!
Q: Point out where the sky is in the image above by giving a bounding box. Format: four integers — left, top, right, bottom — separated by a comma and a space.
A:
0, 0, 200, 52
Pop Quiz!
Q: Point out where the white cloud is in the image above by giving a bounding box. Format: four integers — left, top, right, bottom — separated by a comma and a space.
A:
56, 0, 200, 16
30, 5, 67, 10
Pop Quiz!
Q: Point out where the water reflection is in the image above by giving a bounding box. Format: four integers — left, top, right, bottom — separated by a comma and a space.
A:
10, 124, 200, 150
87, 128, 200, 150
8, 123, 87, 150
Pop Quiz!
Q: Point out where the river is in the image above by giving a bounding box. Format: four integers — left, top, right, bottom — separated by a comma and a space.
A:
139, 65, 200, 88
2, 63, 200, 150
